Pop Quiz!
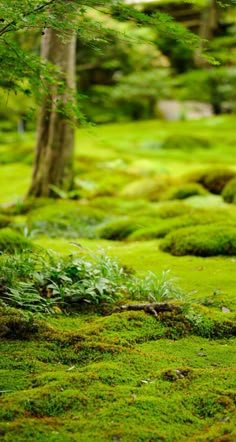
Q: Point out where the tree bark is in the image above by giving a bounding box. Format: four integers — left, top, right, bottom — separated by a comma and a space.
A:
195, 0, 219, 67
28, 29, 76, 197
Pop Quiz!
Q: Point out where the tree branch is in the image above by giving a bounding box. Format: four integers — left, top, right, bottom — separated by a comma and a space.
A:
0, 0, 57, 37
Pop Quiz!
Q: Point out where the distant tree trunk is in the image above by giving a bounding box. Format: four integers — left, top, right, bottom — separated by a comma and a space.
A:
28, 29, 76, 197
195, 0, 219, 67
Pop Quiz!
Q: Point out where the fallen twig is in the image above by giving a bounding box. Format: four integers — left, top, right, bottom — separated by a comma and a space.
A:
114, 302, 180, 318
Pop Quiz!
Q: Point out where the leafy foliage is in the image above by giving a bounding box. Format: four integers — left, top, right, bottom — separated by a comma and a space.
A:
0, 250, 180, 313
0, 0, 204, 121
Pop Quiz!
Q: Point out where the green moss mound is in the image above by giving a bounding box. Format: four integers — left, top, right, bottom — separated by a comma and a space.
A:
161, 135, 210, 150
27, 200, 106, 238
0, 307, 41, 339
160, 224, 236, 256
129, 209, 230, 241
0, 214, 11, 228
97, 217, 139, 240
164, 183, 207, 200
222, 177, 236, 204
189, 168, 236, 195
120, 176, 173, 201
1, 197, 52, 216
154, 201, 190, 218
0, 228, 33, 254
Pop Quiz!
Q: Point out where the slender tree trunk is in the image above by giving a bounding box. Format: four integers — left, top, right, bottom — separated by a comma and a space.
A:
195, 0, 218, 67
28, 29, 76, 197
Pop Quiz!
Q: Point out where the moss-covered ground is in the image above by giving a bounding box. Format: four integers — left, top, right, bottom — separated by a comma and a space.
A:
0, 116, 236, 441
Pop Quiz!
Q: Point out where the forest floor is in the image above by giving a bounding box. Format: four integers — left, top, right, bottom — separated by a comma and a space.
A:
0, 116, 236, 441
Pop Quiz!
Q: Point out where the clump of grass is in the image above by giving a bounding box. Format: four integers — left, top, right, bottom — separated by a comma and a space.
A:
0, 228, 33, 254
0, 250, 181, 314
126, 270, 182, 302
160, 223, 236, 256
222, 177, 236, 204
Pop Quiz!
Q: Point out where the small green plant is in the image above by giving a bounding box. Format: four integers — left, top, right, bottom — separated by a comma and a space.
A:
126, 270, 182, 302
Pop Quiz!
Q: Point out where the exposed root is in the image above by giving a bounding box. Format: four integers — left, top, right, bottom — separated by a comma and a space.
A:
114, 302, 181, 318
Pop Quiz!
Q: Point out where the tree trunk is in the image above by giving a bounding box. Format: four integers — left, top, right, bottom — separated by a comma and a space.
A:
195, 0, 219, 67
28, 29, 76, 197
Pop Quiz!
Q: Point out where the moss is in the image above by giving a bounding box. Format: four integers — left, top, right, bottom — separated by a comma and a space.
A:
96, 217, 139, 240
160, 224, 236, 257
222, 177, 236, 204
0, 228, 33, 254
128, 209, 230, 241
0, 307, 42, 339
2, 117, 236, 441
164, 183, 207, 200
120, 176, 173, 201
1, 197, 52, 216
188, 168, 236, 195
153, 201, 191, 218
161, 134, 210, 150
27, 200, 106, 239
0, 215, 11, 228
0, 310, 236, 441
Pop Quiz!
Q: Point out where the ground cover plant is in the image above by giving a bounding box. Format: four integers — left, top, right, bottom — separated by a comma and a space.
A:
0, 116, 236, 441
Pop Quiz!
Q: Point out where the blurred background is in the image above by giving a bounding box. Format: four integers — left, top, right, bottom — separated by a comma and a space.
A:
1, 0, 236, 131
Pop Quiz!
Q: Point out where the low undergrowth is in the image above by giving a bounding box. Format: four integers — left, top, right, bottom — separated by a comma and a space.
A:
0, 250, 181, 314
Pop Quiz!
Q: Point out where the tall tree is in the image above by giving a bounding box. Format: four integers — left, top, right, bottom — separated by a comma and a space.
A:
0, 0, 202, 198
28, 29, 76, 197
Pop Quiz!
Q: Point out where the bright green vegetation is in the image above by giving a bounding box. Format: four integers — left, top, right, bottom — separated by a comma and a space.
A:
0, 307, 235, 442
223, 177, 236, 204
0, 228, 33, 254
0, 116, 236, 441
160, 224, 236, 256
